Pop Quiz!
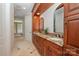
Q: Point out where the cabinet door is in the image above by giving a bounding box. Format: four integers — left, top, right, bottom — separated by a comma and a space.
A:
45, 45, 62, 56
64, 3, 79, 17
37, 36, 44, 55
67, 19, 79, 48
46, 46, 55, 56
33, 35, 44, 55
44, 40, 62, 56
64, 3, 79, 55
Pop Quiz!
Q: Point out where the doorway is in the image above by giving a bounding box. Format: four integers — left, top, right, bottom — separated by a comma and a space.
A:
14, 22, 23, 36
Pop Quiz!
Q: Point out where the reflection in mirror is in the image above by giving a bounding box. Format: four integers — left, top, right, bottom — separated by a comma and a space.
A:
54, 6, 64, 37
40, 17, 44, 32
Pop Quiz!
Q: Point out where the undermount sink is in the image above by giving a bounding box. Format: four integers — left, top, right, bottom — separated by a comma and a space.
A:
48, 37, 63, 45
48, 37, 62, 41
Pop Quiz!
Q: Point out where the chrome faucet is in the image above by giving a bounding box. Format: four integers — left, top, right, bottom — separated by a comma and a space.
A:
56, 34, 60, 38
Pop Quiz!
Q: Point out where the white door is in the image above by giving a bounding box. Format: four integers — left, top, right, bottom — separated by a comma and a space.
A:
25, 13, 32, 42
17, 23, 23, 34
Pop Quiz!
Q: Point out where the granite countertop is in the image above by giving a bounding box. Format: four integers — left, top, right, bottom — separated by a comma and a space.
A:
33, 32, 64, 47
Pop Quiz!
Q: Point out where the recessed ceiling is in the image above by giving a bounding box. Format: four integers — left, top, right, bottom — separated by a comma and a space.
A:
14, 3, 34, 18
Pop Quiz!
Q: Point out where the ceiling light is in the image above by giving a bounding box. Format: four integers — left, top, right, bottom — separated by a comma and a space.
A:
37, 13, 40, 15
23, 7, 26, 9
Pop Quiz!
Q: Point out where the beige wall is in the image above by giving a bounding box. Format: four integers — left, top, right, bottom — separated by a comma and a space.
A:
25, 13, 32, 42
10, 3, 14, 53
0, 3, 4, 56
0, 3, 14, 55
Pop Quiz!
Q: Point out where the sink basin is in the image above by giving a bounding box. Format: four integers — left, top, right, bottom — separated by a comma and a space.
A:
49, 37, 63, 41
49, 37, 61, 40
48, 37, 63, 45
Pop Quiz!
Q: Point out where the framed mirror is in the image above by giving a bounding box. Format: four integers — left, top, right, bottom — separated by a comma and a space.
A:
54, 4, 64, 37
40, 17, 44, 32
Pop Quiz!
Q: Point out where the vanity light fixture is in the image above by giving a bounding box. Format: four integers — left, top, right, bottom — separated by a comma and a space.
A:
36, 12, 40, 15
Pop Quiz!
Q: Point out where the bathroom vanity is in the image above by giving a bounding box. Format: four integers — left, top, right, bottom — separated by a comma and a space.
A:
32, 3, 79, 56
32, 32, 63, 56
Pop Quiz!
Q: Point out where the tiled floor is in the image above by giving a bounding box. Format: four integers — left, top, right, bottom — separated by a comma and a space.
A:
11, 36, 40, 56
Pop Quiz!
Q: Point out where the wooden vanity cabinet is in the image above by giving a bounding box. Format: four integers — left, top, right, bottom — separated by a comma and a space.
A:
32, 33, 44, 55
32, 33, 63, 56
64, 3, 79, 56
64, 3, 79, 17
36, 36, 44, 55
44, 39, 63, 56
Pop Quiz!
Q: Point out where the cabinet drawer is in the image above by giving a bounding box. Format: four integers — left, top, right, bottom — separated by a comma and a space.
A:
44, 39, 63, 56
46, 40, 62, 51
47, 46, 62, 56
